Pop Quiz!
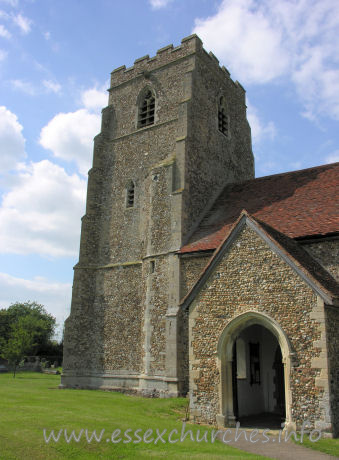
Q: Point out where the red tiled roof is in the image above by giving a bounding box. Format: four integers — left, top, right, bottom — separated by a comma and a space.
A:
180, 211, 339, 307
180, 162, 339, 253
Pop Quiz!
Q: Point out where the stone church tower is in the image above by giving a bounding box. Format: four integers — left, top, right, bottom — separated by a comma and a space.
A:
61, 34, 254, 395
62, 34, 339, 437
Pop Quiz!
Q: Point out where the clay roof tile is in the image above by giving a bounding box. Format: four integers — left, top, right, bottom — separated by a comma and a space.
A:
180, 162, 339, 253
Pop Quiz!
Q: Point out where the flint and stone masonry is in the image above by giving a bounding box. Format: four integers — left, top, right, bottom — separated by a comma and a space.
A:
61, 35, 339, 437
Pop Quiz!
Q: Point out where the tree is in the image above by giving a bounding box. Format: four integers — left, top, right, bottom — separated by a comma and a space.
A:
0, 301, 56, 355
0, 302, 57, 375
2, 320, 34, 377
0, 309, 11, 348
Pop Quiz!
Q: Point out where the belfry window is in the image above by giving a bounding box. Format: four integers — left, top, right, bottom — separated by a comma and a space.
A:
218, 97, 228, 136
138, 90, 155, 128
126, 181, 135, 208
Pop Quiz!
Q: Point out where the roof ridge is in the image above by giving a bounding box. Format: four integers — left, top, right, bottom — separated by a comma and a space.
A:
203, 161, 339, 201
180, 211, 339, 308
254, 161, 339, 181
180, 161, 339, 253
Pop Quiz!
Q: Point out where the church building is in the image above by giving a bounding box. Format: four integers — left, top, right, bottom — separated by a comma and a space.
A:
61, 35, 339, 436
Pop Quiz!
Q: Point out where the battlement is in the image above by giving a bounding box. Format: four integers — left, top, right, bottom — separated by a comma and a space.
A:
109, 34, 243, 91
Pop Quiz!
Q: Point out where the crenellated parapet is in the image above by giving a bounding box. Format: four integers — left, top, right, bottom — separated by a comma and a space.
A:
109, 34, 243, 92
62, 34, 254, 401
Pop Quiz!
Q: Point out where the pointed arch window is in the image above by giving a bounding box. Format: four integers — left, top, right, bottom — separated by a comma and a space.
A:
126, 181, 135, 208
138, 90, 155, 128
218, 96, 229, 136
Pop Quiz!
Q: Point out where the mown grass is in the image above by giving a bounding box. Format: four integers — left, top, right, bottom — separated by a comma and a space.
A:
293, 434, 339, 457
0, 372, 267, 459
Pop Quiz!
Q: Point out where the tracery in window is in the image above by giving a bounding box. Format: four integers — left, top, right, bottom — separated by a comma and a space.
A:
138, 90, 155, 128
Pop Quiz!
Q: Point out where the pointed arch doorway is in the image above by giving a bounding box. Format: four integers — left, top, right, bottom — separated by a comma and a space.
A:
217, 312, 294, 430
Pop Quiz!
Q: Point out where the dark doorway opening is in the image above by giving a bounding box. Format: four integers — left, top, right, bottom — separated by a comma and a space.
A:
231, 324, 286, 429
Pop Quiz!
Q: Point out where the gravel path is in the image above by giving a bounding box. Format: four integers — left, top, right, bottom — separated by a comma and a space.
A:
217, 427, 338, 459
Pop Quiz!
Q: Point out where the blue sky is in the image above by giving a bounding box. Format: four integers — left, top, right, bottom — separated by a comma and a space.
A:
0, 0, 338, 338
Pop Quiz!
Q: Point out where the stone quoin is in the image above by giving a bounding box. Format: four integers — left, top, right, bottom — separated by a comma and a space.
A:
61, 34, 339, 437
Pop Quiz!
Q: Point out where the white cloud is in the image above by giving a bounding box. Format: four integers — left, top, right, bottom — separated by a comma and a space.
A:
39, 86, 106, 175
0, 272, 71, 337
39, 109, 100, 175
81, 87, 107, 111
12, 13, 31, 34
11, 79, 36, 95
43, 31, 51, 40
0, 23, 10, 38
10, 78, 62, 96
193, 0, 339, 120
0, 85, 104, 261
149, 0, 172, 9
0, 160, 86, 257
246, 101, 276, 145
194, 0, 289, 84
0, 106, 26, 173
325, 150, 339, 164
43, 79, 61, 94
293, 57, 339, 121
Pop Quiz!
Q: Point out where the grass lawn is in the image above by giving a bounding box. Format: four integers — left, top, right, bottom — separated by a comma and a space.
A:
0, 372, 268, 460
293, 434, 339, 457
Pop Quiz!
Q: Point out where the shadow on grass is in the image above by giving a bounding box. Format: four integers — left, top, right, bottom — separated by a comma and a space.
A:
12, 371, 60, 380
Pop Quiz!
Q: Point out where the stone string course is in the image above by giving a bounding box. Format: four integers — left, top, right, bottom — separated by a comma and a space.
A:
61, 34, 338, 437
62, 33, 254, 389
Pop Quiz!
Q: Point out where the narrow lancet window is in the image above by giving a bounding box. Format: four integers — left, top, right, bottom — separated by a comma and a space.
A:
138, 90, 155, 128
150, 260, 155, 273
218, 97, 229, 136
126, 181, 135, 208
